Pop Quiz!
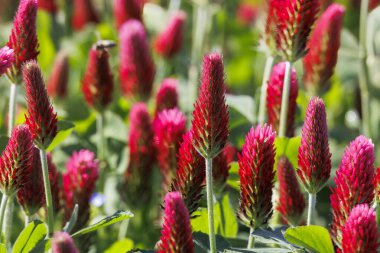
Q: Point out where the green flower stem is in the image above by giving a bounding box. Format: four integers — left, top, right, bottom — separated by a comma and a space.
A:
247, 227, 255, 248
8, 83, 18, 136
358, 0, 371, 138
0, 194, 8, 243
40, 149, 54, 237
97, 111, 106, 162
258, 56, 275, 125
307, 193, 316, 225
278, 61, 293, 137
205, 157, 216, 253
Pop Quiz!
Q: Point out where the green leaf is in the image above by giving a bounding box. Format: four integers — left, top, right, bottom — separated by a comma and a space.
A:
274, 137, 301, 170
46, 120, 75, 152
63, 204, 78, 233
105, 238, 134, 253
0, 244, 6, 253
226, 94, 255, 124
13, 220, 47, 253
72, 210, 134, 237
227, 162, 239, 190
193, 231, 231, 253
0, 136, 9, 152
284, 225, 335, 253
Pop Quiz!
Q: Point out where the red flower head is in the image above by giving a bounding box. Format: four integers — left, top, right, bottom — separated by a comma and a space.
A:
16, 147, 44, 216
23, 60, 58, 150
330, 136, 375, 248
297, 97, 331, 194
48, 153, 61, 214
7, 0, 39, 83
154, 108, 187, 191
236, 3, 258, 26
38, 0, 57, 14
342, 204, 379, 253
123, 103, 156, 206
63, 150, 99, 231
157, 192, 194, 253
0, 46, 14, 76
238, 124, 276, 229
113, 0, 144, 29
191, 53, 229, 159
47, 51, 69, 99
155, 78, 179, 116
82, 46, 113, 111
171, 132, 205, 216
154, 11, 187, 58
71, 0, 99, 31
212, 147, 231, 192
266, 62, 298, 137
119, 20, 156, 100
303, 4, 345, 95
375, 167, 380, 203
276, 156, 306, 226
223, 143, 237, 164
0, 124, 34, 196
52, 232, 79, 253
266, 0, 320, 62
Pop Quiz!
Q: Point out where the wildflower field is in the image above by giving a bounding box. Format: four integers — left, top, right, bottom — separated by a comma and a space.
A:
0, 0, 379, 252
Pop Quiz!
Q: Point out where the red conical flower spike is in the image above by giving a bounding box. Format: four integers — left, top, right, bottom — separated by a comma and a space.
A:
342, 204, 379, 253
297, 97, 331, 194
0, 124, 34, 196
38, 0, 57, 14
303, 4, 345, 95
7, 0, 39, 83
82, 46, 113, 111
71, 0, 99, 31
47, 153, 61, 214
0, 47, 14, 76
47, 51, 69, 99
236, 3, 258, 26
155, 78, 179, 116
63, 150, 99, 231
191, 53, 229, 159
16, 147, 44, 216
155, 11, 187, 58
23, 60, 58, 150
330, 136, 375, 248
238, 124, 276, 229
157, 192, 194, 253
119, 20, 156, 100
276, 156, 306, 226
113, 0, 144, 29
123, 103, 156, 206
52, 232, 79, 253
267, 0, 320, 62
171, 132, 205, 216
154, 108, 187, 191
266, 62, 298, 137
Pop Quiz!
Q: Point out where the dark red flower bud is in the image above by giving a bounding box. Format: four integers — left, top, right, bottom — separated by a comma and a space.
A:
38, 0, 57, 14
0, 124, 34, 196
297, 97, 331, 194
16, 147, 44, 216
171, 132, 205, 216
238, 124, 276, 229
191, 53, 229, 159
123, 103, 155, 206
154, 11, 186, 58
47, 51, 69, 99
113, 0, 144, 29
266, 62, 298, 137
47, 153, 61, 214
82, 46, 113, 111
330, 136, 375, 248
303, 4, 345, 95
52, 232, 79, 253
223, 143, 237, 164
342, 204, 379, 253
155, 78, 179, 116
276, 156, 306, 226
266, 0, 320, 61
7, 0, 39, 83
236, 3, 258, 26
154, 108, 187, 191
0, 46, 14, 76
23, 60, 58, 150
119, 20, 156, 100
71, 0, 99, 31
157, 192, 194, 253
63, 150, 99, 231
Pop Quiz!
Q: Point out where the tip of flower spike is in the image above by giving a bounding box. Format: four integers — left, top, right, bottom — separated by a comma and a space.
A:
52, 232, 79, 253
155, 78, 179, 115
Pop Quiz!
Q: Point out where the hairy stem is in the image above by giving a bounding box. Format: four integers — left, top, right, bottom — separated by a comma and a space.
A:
0, 195, 8, 243
205, 158, 216, 253
40, 149, 54, 237
247, 227, 255, 248
278, 62, 292, 137
258, 56, 275, 125
307, 193, 316, 225
97, 111, 106, 161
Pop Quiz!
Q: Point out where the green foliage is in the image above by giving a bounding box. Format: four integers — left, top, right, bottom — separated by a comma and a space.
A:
274, 137, 301, 170
13, 220, 47, 253
46, 120, 75, 151
105, 238, 134, 253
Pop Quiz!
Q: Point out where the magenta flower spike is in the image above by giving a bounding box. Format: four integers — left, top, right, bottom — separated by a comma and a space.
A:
113, 0, 144, 29
71, 0, 99, 31
155, 78, 179, 116
47, 51, 69, 99
0, 47, 14, 76
52, 232, 79, 253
